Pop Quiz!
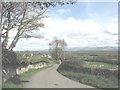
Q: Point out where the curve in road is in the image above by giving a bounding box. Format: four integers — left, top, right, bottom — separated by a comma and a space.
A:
24, 64, 94, 88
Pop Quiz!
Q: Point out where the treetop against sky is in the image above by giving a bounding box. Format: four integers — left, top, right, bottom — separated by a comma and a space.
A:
6, 2, 118, 51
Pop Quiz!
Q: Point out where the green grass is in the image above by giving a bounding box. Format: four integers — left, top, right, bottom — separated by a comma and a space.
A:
59, 51, 118, 88
64, 51, 118, 64
17, 53, 51, 63
84, 61, 118, 71
2, 63, 54, 88
19, 63, 53, 80
24, 56, 50, 63
58, 70, 118, 88
2, 81, 22, 88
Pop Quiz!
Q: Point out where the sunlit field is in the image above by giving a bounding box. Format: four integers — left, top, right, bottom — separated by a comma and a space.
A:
57, 50, 118, 88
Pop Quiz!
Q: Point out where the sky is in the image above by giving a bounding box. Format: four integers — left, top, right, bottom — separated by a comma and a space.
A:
13, 2, 118, 51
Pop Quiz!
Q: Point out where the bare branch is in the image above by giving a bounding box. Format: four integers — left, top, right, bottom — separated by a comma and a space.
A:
2, 1, 76, 50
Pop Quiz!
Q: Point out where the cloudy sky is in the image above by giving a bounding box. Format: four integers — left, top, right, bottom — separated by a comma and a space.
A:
13, 2, 118, 51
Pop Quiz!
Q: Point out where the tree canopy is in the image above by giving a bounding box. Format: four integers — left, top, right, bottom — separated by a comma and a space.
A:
1, 1, 76, 51
49, 37, 67, 60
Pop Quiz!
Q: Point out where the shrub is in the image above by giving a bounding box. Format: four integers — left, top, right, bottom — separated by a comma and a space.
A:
2, 49, 20, 82
58, 60, 118, 78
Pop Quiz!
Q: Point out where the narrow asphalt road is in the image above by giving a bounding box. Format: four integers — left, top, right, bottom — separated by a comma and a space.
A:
24, 64, 94, 88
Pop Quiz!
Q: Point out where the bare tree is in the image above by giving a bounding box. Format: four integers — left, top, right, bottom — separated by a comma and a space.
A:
49, 37, 67, 61
1, 1, 76, 83
2, 2, 47, 51
1, 1, 76, 51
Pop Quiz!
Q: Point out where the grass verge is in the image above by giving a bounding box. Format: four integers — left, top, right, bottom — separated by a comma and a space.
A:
58, 70, 118, 88
2, 63, 54, 88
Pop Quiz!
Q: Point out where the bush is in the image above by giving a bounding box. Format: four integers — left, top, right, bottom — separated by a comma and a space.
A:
58, 60, 118, 78
2, 49, 20, 82
2, 49, 20, 68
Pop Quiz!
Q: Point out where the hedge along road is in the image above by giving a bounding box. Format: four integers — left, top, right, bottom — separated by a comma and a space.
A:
24, 64, 96, 88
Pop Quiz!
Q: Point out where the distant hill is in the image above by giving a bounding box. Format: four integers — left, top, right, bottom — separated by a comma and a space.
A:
66, 46, 118, 51
15, 50, 49, 54
15, 46, 118, 52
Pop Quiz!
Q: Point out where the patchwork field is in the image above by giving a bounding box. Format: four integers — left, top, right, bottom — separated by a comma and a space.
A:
57, 51, 118, 88
3, 50, 119, 88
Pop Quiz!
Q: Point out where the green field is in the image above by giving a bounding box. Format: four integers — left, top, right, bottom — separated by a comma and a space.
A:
59, 70, 118, 88
58, 51, 118, 88
84, 61, 118, 71
3, 50, 118, 88
17, 53, 52, 63
65, 51, 118, 64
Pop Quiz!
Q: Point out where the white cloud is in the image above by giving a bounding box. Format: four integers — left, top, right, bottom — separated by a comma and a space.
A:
105, 22, 118, 34
56, 9, 71, 14
14, 38, 49, 51
109, 18, 118, 22
13, 17, 118, 51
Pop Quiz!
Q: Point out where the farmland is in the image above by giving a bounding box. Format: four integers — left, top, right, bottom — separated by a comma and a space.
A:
57, 50, 118, 88
2, 50, 118, 88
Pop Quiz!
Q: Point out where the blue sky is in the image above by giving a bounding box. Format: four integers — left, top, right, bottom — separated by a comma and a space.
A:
48, 2, 117, 23
13, 2, 118, 51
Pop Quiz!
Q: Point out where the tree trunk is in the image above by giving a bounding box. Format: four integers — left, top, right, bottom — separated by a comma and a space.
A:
8, 4, 27, 51
2, 3, 12, 49
0, 2, 2, 89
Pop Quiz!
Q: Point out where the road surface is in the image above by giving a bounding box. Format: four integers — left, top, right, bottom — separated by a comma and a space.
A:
24, 64, 94, 88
